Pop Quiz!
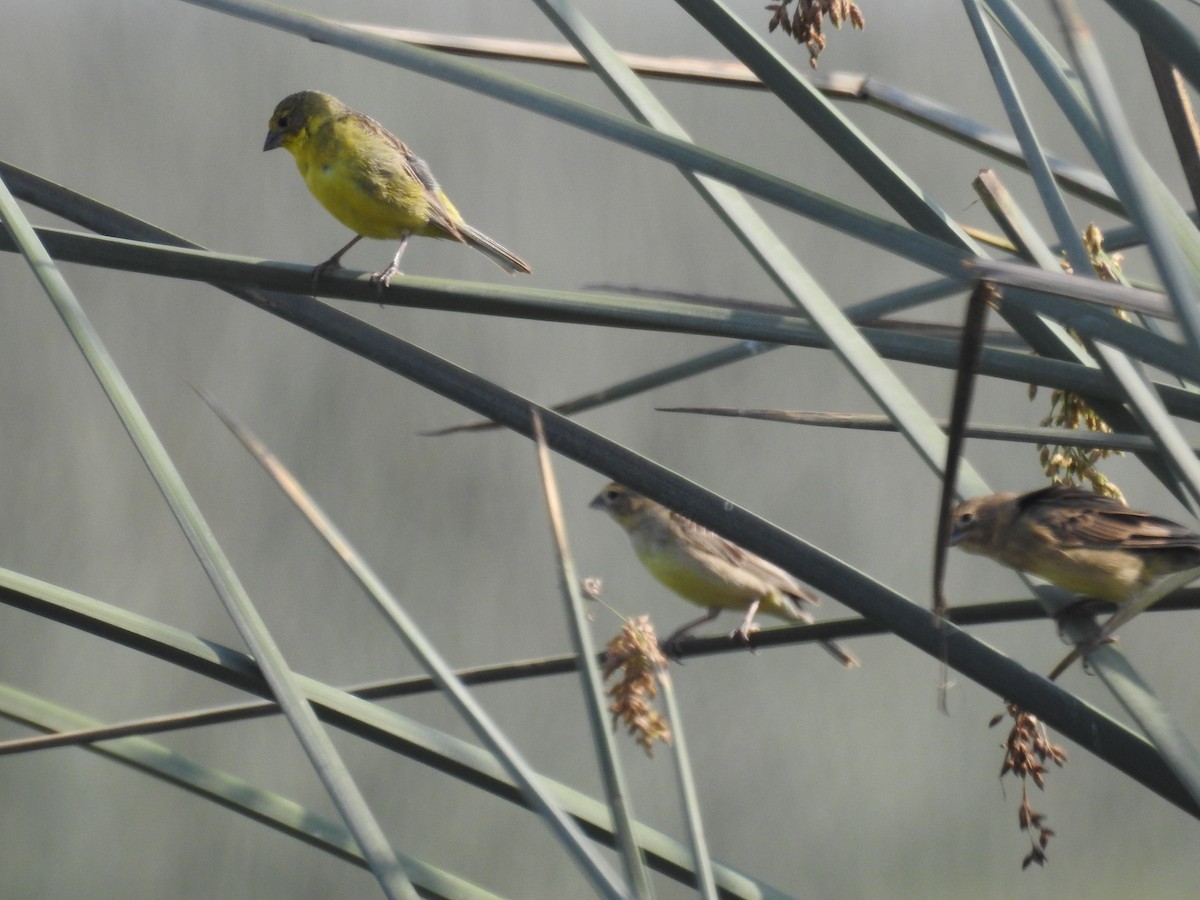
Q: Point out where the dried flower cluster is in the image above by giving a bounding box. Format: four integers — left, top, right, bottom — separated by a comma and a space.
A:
1033, 224, 1126, 501
603, 616, 673, 756
766, 0, 866, 68
1082, 222, 1128, 287
990, 704, 1067, 868
1030, 387, 1125, 501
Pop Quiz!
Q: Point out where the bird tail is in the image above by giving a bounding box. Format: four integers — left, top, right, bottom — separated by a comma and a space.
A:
783, 589, 859, 668
460, 224, 532, 275
819, 639, 860, 668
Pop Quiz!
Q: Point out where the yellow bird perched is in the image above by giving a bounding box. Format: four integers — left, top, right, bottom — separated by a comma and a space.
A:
263, 90, 531, 288
949, 485, 1200, 603
590, 483, 859, 666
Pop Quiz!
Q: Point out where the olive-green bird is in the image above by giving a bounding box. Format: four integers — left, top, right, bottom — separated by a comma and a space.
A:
949, 485, 1200, 603
263, 90, 531, 287
590, 483, 859, 666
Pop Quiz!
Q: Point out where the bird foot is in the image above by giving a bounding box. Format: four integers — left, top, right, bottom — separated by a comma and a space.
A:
660, 637, 687, 662
1080, 632, 1119, 660
1051, 597, 1115, 642
371, 264, 401, 299
730, 624, 759, 653
310, 254, 349, 298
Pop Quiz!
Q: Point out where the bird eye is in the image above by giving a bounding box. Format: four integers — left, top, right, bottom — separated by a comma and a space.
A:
956, 512, 974, 527
277, 115, 289, 128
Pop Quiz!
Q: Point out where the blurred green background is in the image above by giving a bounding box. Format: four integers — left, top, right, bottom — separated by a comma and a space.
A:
1, 0, 1198, 896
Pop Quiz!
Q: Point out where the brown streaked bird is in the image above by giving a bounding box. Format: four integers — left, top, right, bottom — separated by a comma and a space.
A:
263, 90, 530, 289
949, 485, 1200, 604
590, 483, 858, 666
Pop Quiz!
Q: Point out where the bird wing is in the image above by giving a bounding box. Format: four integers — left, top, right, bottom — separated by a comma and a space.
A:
1020, 485, 1200, 551
668, 511, 819, 605
344, 111, 465, 239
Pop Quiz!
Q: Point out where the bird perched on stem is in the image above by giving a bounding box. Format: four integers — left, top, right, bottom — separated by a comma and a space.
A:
590, 483, 858, 667
949, 485, 1200, 640
263, 90, 530, 289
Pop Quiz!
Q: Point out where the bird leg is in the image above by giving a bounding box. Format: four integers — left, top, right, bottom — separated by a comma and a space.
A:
661, 607, 722, 659
311, 235, 364, 296
1050, 596, 1116, 643
371, 235, 410, 295
732, 598, 762, 644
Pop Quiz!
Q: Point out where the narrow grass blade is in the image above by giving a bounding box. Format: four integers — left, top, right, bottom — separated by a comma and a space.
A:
969, 259, 1171, 318
531, 413, 652, 897
969, 162, 1200, 779
179, 0, 966, 276
1142, 41, 1200, 214
656, 668, 718, 899
0, 567, 788, 898
14, 208, 1200, 432
0, 175, 415, 899
988, 0, 1200, 340
424, 341, 780, 436
13, 163, 1200, 561
846, 76, 1120, 214
1000, 287, 1200, 384
0, 686, 498, 900
195, 393, 629, 898
1090, 649, 1200, 808
344, 22, 1121, 212
9, 591, 1200, 764
533, 0, 987, 507
181, 316, 1200, 822
1046, 567, 1200, 812
3, 550, 1196, 824
671, 0, 977, 247
655, 407, 1197, 455
962, 0, 1089, 274
425, 278, 1017, 438
984, 0, 1101, 144
932, 285, 993, 708
13, 162, 1200, 430
935, 284, 993, 618
974, 170, 1200, 506
1053, 0, 1200, 354
963, 245, 1085, 365
7, 219, 1171, 333
1106, 0, 1200, 96
16, 218, 1200, 427
972, 172, 1195, 503
1089, 345, 1200, 508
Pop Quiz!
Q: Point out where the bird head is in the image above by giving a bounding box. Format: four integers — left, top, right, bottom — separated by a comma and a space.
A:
263, 90, 343, 153
589, 482, 655, 529
948, 492, 1017, 553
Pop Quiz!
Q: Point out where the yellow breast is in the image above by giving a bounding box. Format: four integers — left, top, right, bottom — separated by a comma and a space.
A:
1028, 548, 1144, 602
291, 121, 436, 240
633, 543, 793, 619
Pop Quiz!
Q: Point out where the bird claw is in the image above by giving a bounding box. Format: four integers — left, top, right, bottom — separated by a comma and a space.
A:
371, 265, 401, 304
311, 260, 340, 298
1080, 632, 1119, 659
371, 265, 400, 288
1078, 637, 1119, 677
731, 625, 759, 653
660, 637, 687, 662
1051, 597, 1114, 642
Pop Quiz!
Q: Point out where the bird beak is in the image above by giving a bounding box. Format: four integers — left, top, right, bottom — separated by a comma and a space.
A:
262, 131, 283, 152
588, 494, 606, 511
947, 524, 965, 547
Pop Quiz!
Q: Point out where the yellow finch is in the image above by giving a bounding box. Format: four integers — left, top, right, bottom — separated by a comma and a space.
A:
949, 485, 1200, 602
590, 483, 858, 666
263, 90, 530, 287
